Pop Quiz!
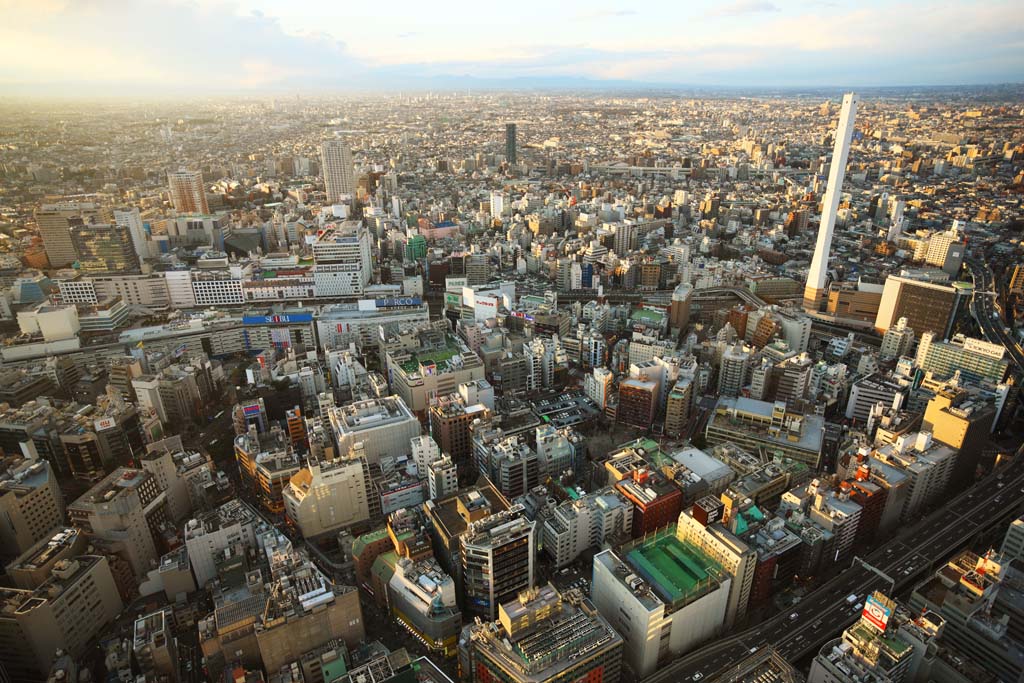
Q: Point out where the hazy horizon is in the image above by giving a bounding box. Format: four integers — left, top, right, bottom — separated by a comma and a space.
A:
2, 0, 1023, 97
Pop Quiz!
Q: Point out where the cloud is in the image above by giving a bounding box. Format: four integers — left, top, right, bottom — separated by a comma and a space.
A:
0, 0, 1022, 92
0, 0, 364, 90
706, 1, 780, 18
578, 9, 638, 20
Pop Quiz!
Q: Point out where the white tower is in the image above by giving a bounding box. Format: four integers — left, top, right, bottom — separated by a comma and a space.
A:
321, 138, 355, 203
804, 92, 858, 312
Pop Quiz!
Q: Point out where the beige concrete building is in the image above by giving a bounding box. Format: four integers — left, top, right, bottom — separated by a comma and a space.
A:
254, 551, 364, 673
0, 455, 64, 559
0, 555, 123, 679
676, 500, 757, 630
68, 467, 170, 577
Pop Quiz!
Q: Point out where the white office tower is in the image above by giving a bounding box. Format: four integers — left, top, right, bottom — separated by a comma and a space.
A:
428, 454, 458, 500
718, 343, 752, 397
804, 93, 858, 313
489, 191, 505, 218
614, 221, 638, 257
410, 435, 441, 476
321, 138, 356, 203
880, 317, 914, 360
113, 208, 149, 262
312, 221, 373, 297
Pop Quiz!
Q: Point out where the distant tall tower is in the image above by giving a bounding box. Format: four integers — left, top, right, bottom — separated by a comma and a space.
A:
167, 169, 209, 214
505, 123, 517, 165
321, 138, 355, 204
803, 92, 858, 313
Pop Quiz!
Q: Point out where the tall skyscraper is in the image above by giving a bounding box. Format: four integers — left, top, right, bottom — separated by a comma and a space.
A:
804, 92, 858, 313
167, 170, 209, 214
35, 202, 107, 268
321, 138, 356, 203
505, 122, 517, 165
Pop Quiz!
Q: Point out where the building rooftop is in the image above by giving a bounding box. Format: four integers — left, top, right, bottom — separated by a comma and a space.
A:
6, 527, 80, 575
184, 499, 263, 541
70, 467, 151, 509
622, 528, 725, 608
464, 585, 621, 683
331, 396, 415, 433
0, 455, 51, 497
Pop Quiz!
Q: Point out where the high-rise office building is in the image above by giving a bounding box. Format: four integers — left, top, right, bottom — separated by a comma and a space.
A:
0, 455, 64, 558
1001, 515, 1024, 563
70, 223, 141, 274
915, 332, 1009, 384
0, 555, 123, 680
133, 608, 179, 683
880, 316, 915, 359
321, 138, 356, 203
167, 169, 209, 214
427, 454, 458, 501
592, 531, 730, 677
874, 275, 970, 338
804, 93, 858, 312
909, 551, 1022, 682
460, 505, 535, 620
676, 499, 757, 630
67, 467, 170, 577
35, 202, 108, 268
312, 221, 374, 297
718, 343, 752, 397
505, 122, 517, 165
808, 591, 941, 683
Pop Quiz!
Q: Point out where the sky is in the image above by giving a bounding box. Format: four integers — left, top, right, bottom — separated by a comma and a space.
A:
1, 0, 1023, 94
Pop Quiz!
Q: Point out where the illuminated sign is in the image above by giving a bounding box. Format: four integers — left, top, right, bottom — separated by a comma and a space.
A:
862, 593, 893, 632
242, 313, 314, 325
94, 417, 117, 431
375, 297, 421, 308
242, 404, 263, 416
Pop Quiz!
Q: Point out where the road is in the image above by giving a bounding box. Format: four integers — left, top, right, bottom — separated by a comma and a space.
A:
966, 258, 1024, 372
646, 448, 1024, 683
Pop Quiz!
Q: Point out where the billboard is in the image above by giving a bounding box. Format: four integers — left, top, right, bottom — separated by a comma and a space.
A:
94, 417, 117, 432
270, 328, 291, 347
375, 297, 421, 308
172, 343, 187, 358
242, 312, 314, 325
862, 593, 893, 632
242, 403, 263, 416
693, 496, 725, 527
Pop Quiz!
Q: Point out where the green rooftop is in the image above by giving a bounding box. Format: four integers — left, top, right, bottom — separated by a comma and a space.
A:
351, 527, 389, 558
371, 551, 398, 584
625, 527, 723, 607
400, 344, 461, 375
619, 437, 672, 468
321, 653, 348, 682
851, 620, 911, 655
630, 307, 666, 323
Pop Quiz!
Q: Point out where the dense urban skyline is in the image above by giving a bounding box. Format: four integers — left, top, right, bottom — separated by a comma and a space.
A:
0, 4, 1023, 683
